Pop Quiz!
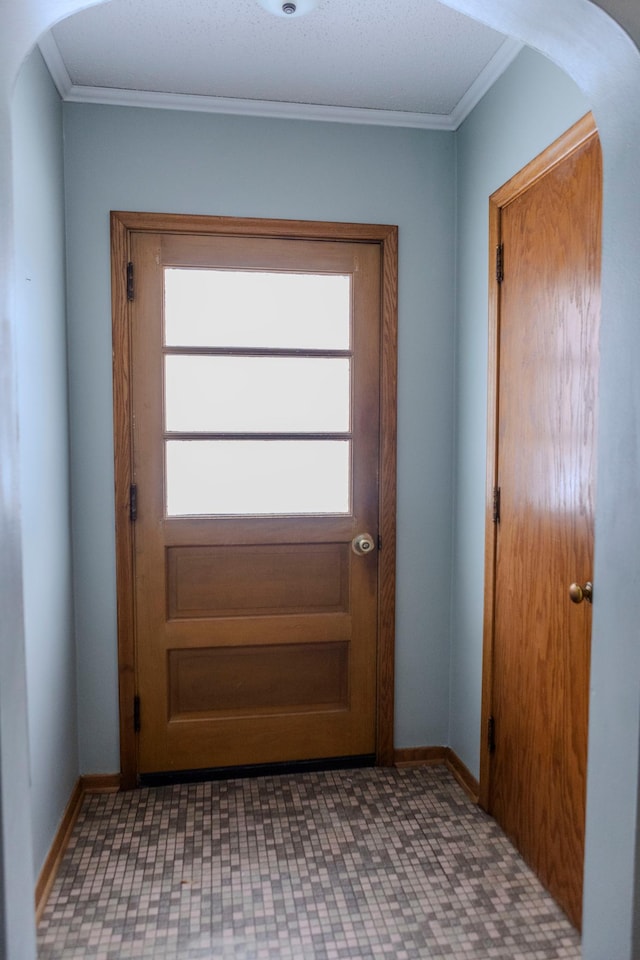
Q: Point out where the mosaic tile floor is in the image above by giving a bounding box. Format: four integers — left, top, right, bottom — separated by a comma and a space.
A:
38, 766, 581, 959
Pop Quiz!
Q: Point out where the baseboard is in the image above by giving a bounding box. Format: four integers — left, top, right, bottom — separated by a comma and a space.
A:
393, 746, 480, 804
81, 773, 122, 794
34, 778, 84, 923
444, 748, 480, 803
394, 746, 448, 767
35, 773, 121, 922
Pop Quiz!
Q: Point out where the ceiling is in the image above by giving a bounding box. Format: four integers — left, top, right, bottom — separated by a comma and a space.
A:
39, 0, 523, 130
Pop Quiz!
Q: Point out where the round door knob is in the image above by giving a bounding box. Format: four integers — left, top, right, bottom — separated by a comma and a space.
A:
352, 533, 375, 556
569, 581, 593, 604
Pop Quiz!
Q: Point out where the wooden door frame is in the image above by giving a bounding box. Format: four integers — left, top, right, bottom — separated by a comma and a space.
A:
479, 113, 598, 810
111, 211, 398, 789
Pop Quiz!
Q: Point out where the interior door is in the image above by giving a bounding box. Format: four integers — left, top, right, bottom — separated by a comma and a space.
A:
128, 226, 384, 775
485, 117, 601, 928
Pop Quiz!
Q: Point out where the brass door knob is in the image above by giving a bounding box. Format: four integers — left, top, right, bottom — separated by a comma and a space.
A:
352, 533, 375, 556
569, 581, 593, 604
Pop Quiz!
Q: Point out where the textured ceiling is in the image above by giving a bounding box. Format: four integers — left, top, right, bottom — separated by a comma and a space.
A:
45, 0, 517, 126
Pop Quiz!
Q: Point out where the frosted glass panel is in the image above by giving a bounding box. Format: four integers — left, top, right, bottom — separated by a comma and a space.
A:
166, 440, 350, 516
165, 269, 351, 349
165, 356, 350, 433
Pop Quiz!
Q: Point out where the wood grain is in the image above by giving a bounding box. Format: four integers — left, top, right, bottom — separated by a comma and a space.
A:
482, 114, 600, 929
35, 773, 121, 920
111, 214, 398, 777
167, 543, 349, 618
163, 614, 352, 648
445, 748, 480, 803
81, 774, 121, 793
110, 211, 396, 244
393, 747, 479, 802
34, 779, 84, 922
376, 225, 398, 766
394, 746, 448, 767
110, 212, 137, 790
132, 234, 378, 773
168, 643, 349, 717
479, 197, 502, 812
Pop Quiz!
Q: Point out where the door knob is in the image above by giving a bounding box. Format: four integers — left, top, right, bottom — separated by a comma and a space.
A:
352, 533, 375, 556
569, 581, 593, 604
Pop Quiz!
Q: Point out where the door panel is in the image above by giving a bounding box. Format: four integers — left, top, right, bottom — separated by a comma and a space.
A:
129, 229, 382, 775
167, 642, 349, 718
486, 119, 601, 928
166, 543, 350, 619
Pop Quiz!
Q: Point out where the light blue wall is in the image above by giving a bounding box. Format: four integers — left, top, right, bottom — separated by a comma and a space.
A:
2, 3, 640, 958
62, 104, 457, 771
12, 47, 79, 877
450, 47, 589, 775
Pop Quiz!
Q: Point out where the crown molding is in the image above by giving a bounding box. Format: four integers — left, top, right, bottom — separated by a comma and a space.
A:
449, 36, 524, 127
38, 29, 72, 98
56, 83, 458, 129
38, 33, 523, 132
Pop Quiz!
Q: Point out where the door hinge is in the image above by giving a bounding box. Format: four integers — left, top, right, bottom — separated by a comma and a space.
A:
492, 486, 501, 524
496, 243, 504, 284
127, 261, 135, 301
130, 483, 138, 522
488, 715, 496, 754
133, 695, 141, 733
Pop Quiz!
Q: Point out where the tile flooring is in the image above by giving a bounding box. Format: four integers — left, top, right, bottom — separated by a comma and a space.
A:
38, 766, 581, 959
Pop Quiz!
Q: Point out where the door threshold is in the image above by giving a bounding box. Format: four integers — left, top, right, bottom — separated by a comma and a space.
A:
138, 754, 376, 787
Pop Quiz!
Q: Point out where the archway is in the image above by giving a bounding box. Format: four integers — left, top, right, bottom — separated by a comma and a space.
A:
1, 3, 639, 958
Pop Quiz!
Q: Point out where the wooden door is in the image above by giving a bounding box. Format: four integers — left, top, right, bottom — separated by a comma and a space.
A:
112, 215, 397, 780
482, 116, 601, 928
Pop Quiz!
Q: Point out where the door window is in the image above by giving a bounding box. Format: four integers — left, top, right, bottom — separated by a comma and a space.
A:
163, 268, 352, 517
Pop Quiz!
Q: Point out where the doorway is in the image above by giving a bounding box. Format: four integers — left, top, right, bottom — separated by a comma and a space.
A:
480, 115, 601, 928
111, 212, 398, 786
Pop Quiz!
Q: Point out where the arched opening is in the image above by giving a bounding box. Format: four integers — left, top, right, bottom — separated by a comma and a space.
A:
2, 3, 640, 958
